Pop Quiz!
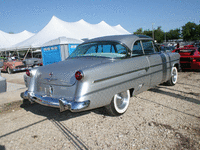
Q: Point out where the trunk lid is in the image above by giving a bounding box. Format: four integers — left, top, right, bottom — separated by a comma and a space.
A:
36, 57, 111, 86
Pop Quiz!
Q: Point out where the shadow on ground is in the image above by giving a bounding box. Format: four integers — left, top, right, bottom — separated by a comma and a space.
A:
20, 99, 108, 121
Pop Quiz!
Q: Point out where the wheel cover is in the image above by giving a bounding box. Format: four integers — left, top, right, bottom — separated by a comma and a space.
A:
114, 90, 130, 113
172, 67, 178, 84
8, 68, 11, 74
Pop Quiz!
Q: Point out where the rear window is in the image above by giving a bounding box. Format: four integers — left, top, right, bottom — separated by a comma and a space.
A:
70, 41, 129, 58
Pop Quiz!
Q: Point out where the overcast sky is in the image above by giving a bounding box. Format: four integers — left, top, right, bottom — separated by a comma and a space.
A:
0, 0, 199, 34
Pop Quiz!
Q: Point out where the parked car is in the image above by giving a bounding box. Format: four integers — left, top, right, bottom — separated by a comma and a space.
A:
172, 45, 200, 70
21, 34, 180, 116
23, 58, 43, 67
160, 45, 175, 53
1, 53, 43, 74
23, 52, 43, 67
0, 58, 6, 93
1, 56, 27, 74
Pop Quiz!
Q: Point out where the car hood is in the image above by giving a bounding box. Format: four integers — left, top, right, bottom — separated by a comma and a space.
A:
36, 57, 113, 86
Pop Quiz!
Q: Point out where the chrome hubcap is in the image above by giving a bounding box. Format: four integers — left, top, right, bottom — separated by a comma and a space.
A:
114, 90, 130, 113
172, 67, 177, 84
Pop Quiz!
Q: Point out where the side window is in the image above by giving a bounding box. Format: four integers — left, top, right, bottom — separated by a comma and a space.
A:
142, 40, 155, 55
116, 44, 127, 54
132, 40, 144, 56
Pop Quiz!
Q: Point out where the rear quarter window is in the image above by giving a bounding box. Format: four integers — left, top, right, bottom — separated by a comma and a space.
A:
142, 40, 155, 54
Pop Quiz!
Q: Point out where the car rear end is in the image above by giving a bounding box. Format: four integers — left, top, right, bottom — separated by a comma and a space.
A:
21, 60, 92, 112
173, 46, 200, 70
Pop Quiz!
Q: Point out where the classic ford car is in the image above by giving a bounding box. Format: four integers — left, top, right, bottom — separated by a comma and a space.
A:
172, 45, 200, 70
21, 35, 180, 116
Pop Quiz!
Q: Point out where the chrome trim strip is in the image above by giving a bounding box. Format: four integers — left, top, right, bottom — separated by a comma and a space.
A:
85, 66, 172, 97
94, 59, 179, 83
13, 68, 27, 72
94, 67, 145, 83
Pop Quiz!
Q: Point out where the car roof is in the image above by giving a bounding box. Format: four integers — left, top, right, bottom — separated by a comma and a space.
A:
83, 34, 152, 50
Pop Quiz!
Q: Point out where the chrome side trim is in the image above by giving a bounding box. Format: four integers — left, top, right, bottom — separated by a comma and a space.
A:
94, 59, 179, 83
21, 90, 90, 112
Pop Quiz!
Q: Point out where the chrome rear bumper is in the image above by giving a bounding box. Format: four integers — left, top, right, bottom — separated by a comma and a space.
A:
21, 90, 90, 112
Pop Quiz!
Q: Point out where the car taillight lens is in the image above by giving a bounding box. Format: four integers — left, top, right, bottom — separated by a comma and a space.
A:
26, 70, 31, 76
75, 71, 84, 81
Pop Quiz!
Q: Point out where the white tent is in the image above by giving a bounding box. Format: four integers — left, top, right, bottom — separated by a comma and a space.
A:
11, 16, 130, 50
0, 30, 35, 50
42, 36, 83, 47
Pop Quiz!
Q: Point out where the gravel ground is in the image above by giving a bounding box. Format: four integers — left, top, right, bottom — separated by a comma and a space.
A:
0, 71, 200, 150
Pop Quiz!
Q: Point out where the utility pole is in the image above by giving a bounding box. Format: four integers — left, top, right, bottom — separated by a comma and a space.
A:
152, 23, 155, 41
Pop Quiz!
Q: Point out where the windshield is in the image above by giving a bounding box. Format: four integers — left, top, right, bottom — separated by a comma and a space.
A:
69, 42, 129, 58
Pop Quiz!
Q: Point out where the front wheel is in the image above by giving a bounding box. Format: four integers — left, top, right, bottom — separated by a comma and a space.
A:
166, 67, 178, 86
7, 67, 13, 74
105, 90, 130, 116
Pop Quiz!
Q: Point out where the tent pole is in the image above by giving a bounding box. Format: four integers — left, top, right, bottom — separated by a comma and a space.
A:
23, 47, 31, 60
17, 50, 20, 59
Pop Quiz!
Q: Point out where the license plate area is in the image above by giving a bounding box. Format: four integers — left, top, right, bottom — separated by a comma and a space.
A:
37, 84, 54, 97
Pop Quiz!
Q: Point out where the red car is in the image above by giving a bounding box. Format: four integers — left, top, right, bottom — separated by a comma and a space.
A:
1, 57, 27, 74
172, 45, 200, 70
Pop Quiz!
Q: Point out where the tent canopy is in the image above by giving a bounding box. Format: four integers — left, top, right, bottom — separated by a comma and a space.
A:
42, 36, 83, 47
1, 16, 130, 51
0, 30, 35, 50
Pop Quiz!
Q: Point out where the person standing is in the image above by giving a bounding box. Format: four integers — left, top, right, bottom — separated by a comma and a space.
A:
176, 43, 180, 48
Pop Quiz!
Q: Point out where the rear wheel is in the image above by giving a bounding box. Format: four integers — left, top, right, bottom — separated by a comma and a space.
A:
105, 90, 130, 116
7, 67, 13, 74
166, 67, 178, 86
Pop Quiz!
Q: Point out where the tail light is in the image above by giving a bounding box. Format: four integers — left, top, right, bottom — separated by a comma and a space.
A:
75, 70, 84, 81
26, 69, 31, 76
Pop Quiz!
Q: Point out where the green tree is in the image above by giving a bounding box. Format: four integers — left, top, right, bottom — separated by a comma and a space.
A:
182, 22, 197, 41
133, 27, 165, 43
133, 21, 200, 42
133, 28, 144, 35
195, 24, 200, 40
133, 28, 152, 38
154, 26, 164, 43
143, 30, 152, 37
166, 28, 181, 41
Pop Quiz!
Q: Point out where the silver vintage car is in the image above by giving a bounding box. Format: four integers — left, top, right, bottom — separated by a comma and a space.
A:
21, 35, 180, 116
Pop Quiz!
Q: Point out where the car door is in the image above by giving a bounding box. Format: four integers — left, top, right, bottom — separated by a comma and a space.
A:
131, 40, 150, 94
141, 40, 168, 87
